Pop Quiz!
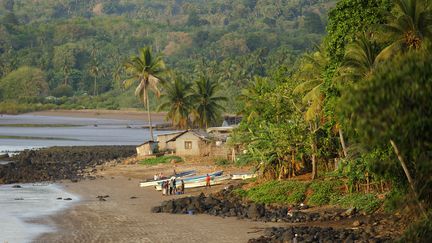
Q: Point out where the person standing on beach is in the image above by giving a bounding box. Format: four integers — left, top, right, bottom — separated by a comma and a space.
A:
181, 180, 185, 194
165, 180, 169, 195
169, 179, 174, 195
173, 178, 177, 194
205, 174, 211, 188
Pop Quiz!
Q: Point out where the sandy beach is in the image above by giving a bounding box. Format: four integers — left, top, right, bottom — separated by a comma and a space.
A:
34, 163, 272, 243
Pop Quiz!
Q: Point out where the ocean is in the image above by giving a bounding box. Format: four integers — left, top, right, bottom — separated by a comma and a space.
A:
0, 114, 173, 242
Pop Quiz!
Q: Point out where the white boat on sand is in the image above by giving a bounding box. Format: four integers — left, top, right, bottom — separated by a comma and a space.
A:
231, 173, 258, 180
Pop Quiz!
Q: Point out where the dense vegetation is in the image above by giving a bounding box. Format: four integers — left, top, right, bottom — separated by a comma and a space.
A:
0, 0, 334, 113
231, 0, 432, 240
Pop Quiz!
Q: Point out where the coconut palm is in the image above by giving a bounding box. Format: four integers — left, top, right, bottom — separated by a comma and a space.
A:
192, 78, 227, 129
123, 46, 166, 141
337, 32, 383, 82
158, 78, 193, 129
377, 0, 432, 60
293, 48, 329, 180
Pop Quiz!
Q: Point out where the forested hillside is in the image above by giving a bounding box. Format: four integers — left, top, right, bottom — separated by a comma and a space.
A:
0, 0, 334, 112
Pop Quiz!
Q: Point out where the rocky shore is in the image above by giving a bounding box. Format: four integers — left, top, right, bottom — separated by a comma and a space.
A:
0, 146, 135, 184
152, 186, 395, 242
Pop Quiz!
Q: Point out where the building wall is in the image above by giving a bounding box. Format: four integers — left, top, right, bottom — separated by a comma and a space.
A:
210, 142, 231, 158
136, 143, 154, 157
157, 132, 183, 151
174, 132, 210, 156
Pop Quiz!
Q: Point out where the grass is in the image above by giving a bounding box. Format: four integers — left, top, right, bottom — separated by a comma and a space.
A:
307, 180, 343, 206
139, 155, 183, 165
236, 178, 383, 212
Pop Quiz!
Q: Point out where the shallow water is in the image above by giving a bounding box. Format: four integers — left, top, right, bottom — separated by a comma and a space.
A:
0, 114, 174, 154
0, 114, 174, 242
0, 184, 78, 243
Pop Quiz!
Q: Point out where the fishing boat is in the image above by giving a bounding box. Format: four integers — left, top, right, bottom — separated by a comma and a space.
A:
231, 173, 258, 180
155, 174, 231, 190
139, 170, 196, 187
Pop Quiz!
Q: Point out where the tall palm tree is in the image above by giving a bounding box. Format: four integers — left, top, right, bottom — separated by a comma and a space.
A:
192, 78, 227, 129
293, 48, 329, 180
377, 0, 432, 60
123, 46, 166, 141
158, 78, 193, 129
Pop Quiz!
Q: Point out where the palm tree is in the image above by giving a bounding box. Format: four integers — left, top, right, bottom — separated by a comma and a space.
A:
293, 48, 329, 180
192, 78, 227, 129
158, 78, 193, 129
377, 0, 432, 60
337, 32, 383, 82
123, 46, 166, 141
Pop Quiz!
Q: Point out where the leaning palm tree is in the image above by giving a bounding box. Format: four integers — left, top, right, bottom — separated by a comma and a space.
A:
377, 0, 432, 60
123, 46, 166, 141
158, 78, 193, 129
192, 78, 227, 129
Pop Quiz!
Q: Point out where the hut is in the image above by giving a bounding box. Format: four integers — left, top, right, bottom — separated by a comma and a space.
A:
136, 141, 157, 157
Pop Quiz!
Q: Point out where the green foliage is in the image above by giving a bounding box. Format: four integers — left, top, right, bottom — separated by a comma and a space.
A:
214, 157, 230, 166
399, 213, 432, 243
332, 193, 381, 213
308, 180, 343, 206
240, 180, 308, 204
139, 155, 183, 165
325, 0, 392, 62
339, 49, 432, 205
0, 66, 49, 100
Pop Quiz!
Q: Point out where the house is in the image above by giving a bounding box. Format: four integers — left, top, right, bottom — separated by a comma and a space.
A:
156, 131, 186, 152
136, 141, 158, 157
166, 130, 212, 156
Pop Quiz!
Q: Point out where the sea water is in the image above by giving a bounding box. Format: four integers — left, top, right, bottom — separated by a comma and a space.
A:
0, 184, 78, 243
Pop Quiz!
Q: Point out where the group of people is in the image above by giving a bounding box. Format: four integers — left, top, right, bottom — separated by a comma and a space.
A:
161, 178, 185, 195
153, 172, 165, 181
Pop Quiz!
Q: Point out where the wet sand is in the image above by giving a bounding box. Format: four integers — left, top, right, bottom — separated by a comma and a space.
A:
29, 109, 168, 123
35, 177, 270, 243
35, 163, 271, 243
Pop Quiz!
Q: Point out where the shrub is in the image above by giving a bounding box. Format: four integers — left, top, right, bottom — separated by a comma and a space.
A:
308, 180, 343, 206
139, 155, 183, 165
243, 180, 308, 204
332, 193, 381, 213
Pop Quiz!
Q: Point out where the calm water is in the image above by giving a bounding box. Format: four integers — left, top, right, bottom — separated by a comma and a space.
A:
0, 114, 173, 242
0, 184, 78, 243
0, 114, 172, 155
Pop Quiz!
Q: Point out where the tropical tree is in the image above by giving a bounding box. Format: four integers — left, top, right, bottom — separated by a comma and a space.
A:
192, 77, 227, 129
158, 78, 193, 129
293, 49, 329, 179
123, 46, 167, 141
377, 0, 432, 59
337, 32, 383, 82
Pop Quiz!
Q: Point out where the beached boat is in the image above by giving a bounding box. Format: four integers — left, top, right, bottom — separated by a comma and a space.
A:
139, 170, 196, 187
231, 173, 258, 180
155, 174, 231, 190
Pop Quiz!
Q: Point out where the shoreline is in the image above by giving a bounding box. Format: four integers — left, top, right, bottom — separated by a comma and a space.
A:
27, 109, 168, 123
34, 176, 273, 243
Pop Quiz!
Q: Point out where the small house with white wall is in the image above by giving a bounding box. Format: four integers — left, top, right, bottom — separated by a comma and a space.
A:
136, 140, 157, 157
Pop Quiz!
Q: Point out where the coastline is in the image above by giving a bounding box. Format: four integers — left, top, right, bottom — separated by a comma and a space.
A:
35, 176, 272, 243
27, 109, 168, 123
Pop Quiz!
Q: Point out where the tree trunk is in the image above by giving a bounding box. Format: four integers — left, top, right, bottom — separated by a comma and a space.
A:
93, 76, 97, 96
311, 141, 318, 180
390, 139, 426, 216
339, 127, 348, 158
146, 95, 154, 141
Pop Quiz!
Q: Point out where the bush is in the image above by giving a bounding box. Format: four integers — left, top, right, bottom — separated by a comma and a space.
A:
215, 157, 230, 166
332, 193, 381, 213
139, 155, 183, 165
307, 180, 343, 206
242, 180, 308, 204
399, 213, 432, 243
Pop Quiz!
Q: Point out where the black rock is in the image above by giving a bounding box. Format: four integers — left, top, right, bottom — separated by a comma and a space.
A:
64, 198, 72, 200
12, 185, 22, 188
